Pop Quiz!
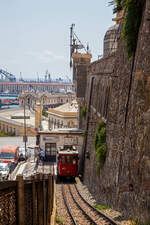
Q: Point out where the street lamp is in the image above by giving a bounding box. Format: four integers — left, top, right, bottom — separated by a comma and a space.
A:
23, 97, 27, 159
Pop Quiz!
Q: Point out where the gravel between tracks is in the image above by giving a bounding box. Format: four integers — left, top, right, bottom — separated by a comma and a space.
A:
56, 178, 131, 225
56, 183, 74, 225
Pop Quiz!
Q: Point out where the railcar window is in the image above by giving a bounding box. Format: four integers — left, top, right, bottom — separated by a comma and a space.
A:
61, 156, 65, 164
66, 156, 73, 164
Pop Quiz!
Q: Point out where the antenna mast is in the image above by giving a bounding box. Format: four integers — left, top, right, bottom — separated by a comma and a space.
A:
70, 24, 89, 68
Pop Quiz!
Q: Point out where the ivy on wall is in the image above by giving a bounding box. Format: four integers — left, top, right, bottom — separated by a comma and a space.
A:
81, 104, 87, 118
109, 0, 145, 59
94, 120, 107, 172
122, 0, 144, 59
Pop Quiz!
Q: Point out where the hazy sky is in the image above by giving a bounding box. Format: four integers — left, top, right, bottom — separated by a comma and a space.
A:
0, 0, 114, 80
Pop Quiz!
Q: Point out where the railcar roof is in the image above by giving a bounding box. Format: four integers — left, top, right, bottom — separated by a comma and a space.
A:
58, 150, 78, 155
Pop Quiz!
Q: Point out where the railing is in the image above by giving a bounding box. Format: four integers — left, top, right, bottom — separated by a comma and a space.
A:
0, 173, 55, 225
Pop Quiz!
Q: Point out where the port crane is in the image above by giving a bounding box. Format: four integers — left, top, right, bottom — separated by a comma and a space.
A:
0, 69, 16, 82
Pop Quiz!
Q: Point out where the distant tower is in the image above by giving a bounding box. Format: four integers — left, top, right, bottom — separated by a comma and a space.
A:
48, 73, 51, 82
37, 72, 39, 83
45, 74, 47, 82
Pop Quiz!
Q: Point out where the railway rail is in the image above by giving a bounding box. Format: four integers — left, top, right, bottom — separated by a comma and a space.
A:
62, 183, 117, 225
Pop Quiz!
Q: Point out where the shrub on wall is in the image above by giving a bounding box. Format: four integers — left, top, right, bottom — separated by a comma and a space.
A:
94, 120, 107, 172
0, 130, 15, 137
81, 104, 87, 118
122, 0, 144, 59
109, 0, 145, 59
42, 110, 48, 117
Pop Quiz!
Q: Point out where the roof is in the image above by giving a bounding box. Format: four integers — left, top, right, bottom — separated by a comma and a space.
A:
0, 163, 8, 167
38, 128, 83, 135
58, 150, 78, 155
48, 99, 78, 114
0, 82, 73, 86
1, 145, 19, 153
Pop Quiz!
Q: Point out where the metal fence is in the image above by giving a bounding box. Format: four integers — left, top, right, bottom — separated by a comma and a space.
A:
0, 173, 55, 225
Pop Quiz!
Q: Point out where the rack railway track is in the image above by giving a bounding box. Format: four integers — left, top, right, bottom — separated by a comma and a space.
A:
61, 183, 117, 225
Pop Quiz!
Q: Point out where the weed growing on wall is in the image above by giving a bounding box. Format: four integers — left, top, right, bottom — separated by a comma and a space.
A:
94, 120, 107, 172
109, 0, 123, 13
109, 0, 145, 59
81, 104, 87, 118
42, 110, 48, 117
122, 0, 144, 59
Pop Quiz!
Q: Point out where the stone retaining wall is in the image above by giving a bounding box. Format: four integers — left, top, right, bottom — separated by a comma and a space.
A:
83, 0, 150, 223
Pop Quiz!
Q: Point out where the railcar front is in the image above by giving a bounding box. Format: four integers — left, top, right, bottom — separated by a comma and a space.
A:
57, 148, 78, 178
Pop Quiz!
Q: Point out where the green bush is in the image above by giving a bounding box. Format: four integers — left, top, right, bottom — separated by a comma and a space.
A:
122, 0, 144, 59
94, 120, 107, 171
56, 214, 64, 224
109, 0, 123, 13
94, 204, 110, 210
109, 0, 145, 59
0, 130, 15, 137
81, 104, 86, 118
42, 110, 48, 117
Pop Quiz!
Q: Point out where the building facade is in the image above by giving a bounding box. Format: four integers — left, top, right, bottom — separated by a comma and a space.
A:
48, 100, 78, 129
19, 91, 75, 109
0, 82, 73, 94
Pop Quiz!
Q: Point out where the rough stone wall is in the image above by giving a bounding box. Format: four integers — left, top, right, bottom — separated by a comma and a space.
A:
83, 0, 150, 223
83, 55, 116, 199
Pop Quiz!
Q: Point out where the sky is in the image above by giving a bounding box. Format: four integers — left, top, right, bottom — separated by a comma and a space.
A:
0, 0, 114, 81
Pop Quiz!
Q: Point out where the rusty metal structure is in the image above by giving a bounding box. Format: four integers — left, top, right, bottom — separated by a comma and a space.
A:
70, 24, 89, 68
0, 173, 55, 225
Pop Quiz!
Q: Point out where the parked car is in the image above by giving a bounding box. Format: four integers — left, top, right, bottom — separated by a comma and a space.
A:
0, 163, 10, 180
18, 147, 31, 161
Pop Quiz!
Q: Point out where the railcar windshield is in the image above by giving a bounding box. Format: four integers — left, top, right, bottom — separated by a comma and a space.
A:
59, 155, 78, 164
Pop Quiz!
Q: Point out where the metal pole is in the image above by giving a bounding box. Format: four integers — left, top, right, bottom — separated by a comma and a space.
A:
24, 97, 27, 159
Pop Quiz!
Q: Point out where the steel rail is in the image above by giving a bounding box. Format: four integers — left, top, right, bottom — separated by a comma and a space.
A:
74, 183, 117, 225
61, 184, 78, 225
68, 184, 98, 225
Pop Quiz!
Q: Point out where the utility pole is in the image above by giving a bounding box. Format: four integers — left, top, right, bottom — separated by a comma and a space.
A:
23, 97, 27, 159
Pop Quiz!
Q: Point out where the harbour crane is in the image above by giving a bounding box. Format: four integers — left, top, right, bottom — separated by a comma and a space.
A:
0, 69, 16, 82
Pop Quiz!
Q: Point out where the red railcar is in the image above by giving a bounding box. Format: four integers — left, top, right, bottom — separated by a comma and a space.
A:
57, 146, 78, 177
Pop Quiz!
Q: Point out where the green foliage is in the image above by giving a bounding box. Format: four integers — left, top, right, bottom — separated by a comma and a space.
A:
122, 0, 144, 59
82, 131, 87, 137
130, 221, 150, 225
56, 214, 64, 224
109, 0, 123, 13
81, 104, 86, 118
109, 0, 144, 59
42, 110, 48, 117
0, 130, 15, 137
94, 204, 110, 210
94, 120, 107, 171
